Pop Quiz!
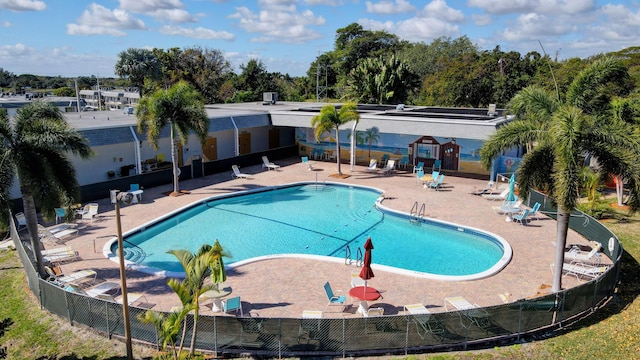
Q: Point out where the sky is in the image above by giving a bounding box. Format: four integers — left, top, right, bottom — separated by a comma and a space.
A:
0, 0, 638, 78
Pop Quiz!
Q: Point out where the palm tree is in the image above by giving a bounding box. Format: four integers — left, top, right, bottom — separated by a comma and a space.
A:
311, 103, 360, 175
136, 81, 209, 196
114, 48, 161, 96
480, 58, 640, 292
0, 103, 92, 276
363, 127, 380, 158
167, 243, 228, 356
137, 310, 184, 359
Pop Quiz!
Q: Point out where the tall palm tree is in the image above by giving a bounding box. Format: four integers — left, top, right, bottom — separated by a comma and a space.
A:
114, 48, 161, 96
136, 81, 209, 196
480, 58, 640, 292
0, 103, 92, 276
363, 127, 380, 158
167, 243, 228, 356
311, 103, 360, 175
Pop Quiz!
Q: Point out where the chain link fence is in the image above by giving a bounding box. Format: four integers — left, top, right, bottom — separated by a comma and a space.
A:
9, 189, 622, 357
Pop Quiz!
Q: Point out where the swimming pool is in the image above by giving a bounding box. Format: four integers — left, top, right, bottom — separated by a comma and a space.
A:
105, 182, 512, 281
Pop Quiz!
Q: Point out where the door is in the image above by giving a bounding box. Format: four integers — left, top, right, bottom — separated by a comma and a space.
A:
268, 128, 280, 149
203, 137, 217, 161
441, 142, 460, 170
238, 132, 251, 155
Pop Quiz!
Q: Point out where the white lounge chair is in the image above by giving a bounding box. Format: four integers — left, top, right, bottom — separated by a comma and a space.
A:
46, 267, 96, 286
365, 159, 378, 173
381, 159, 396, 175
231, 165, 250, 179
444, 296, 477, 311
559, 262, 610, 280
444, 296, 490, 328
43, 247, 78, 264
261, 156, 280, 171
41, 245, 75, 256
565, 241, 602, 263
481, 188, 510, 201
85, 281, 121, 298
75, 203, 99, 222
39, 224, 79, 242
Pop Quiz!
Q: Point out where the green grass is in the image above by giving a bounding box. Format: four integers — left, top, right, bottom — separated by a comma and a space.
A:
1, 204, 639, 359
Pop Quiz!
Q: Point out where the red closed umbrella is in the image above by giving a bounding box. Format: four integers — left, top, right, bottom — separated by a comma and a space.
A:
359, 237, 375, 285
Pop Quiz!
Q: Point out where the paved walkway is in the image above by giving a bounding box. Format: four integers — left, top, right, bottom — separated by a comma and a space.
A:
45, 158, 592, 318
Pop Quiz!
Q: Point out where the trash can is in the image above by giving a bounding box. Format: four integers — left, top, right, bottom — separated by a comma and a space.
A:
191, 155, 203, 178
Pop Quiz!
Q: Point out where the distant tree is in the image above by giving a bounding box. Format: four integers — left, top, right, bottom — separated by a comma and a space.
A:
347, 55, 418, 104
136, 81, 209, 195
235, 59, 280, 102
53, 87, 74, 97
0, 68, 14, 87
311, 103, 360, 175
114, 48, 161, 96
397, 36, 477, 79
0, 102, 92, 276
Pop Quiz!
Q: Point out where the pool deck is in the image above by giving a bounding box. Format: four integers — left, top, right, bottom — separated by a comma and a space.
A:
47, 158, 593, 318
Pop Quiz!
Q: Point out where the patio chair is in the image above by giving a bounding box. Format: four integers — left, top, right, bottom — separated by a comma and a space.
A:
222, 296, 243, 316
43, 247, 79, 264
85, 281, 121, 298
382, 159, 396, 175
412, 161, 424, 174
231, 165, 250, 179
75, 203, 99, 222
529, 202, 541, 220
432, 159, 442, 172
351, 271, 366, 288
513, 209, 531, 225
54, 207, 67, 224
96, 292, 154, 308
416, 169, 425, 185
558, 261, 610, 280
404, 303, 444, 338
492, 199, 522, 215
14, 212, 27, 232
301, 156, 312, 170
428, 174, 445, 190
565, 241, 602, 263
261, 156, 280, 171
444, 296, 490, 329
40, 225, 79, 242
365, 159, 378, 173
323, 281, 346, 312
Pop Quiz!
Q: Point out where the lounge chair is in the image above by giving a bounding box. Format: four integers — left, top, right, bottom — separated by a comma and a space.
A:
529, 202, 541, 220
365, 159, 378, 173
39, 224, 79, 242
381, 159, 396, 175
96, 292, 154, 308
444, 296, 490, 328
43, 247, 78, 264
298, 310, 322, 342
558, 261, 610, 280
85, 281, 121, 298
412, 161, 424, 174
565, 241, 602, 263
261, 156, 280, 171
404, 303, 444, 338
75, 203, 99, 222
41, 245, 75, 256
513, 209, 531, 225
323, 281, 346, 312
222, 296, 243, 316
481, 188, 510, 201
231, 165, 250, 179
46, 267, 96, 287
15, 212, 27, 232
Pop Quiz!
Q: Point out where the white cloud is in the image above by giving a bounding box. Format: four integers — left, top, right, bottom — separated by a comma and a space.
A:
467, 0, 535, 15
0, 43, 34, 57
501, 13, 575, 41
358, 18, 396, 33
118, 0, 184, 13
396, 16, 460, 41
159, 25, 235, 40
365, 0, 416, 14
0, 0, 45, 11
472, 13, 492, 26
229, 6, 325, 43
2, 21, 11, 27
305, 0, 344, 5
151, 9, 199, 23
421, 0, 464, 22
66, 3, 146, 36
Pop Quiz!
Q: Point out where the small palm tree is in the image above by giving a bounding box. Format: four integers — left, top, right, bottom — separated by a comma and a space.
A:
136, 81, 209, 196
480, 58, 640, 292
137, 310, 184, 359
311, 103, 360, 175
0, 103, 92, 276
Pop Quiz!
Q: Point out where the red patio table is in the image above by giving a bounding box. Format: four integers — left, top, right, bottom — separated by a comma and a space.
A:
349, 286, 381, 314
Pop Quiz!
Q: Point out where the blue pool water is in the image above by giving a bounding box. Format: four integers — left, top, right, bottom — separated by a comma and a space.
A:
112, 183, 511, 280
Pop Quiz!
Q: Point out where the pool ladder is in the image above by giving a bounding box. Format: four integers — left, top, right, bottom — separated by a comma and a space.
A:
344, 245, 363, 266
410, 201, 425, 224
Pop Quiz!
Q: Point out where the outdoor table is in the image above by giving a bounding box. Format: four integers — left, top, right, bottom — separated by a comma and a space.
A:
419, 175, 434, 188
349, 286, 381, 314
128, 189, 144, 203
501, 207, 521, 222
199, 286, 232, 312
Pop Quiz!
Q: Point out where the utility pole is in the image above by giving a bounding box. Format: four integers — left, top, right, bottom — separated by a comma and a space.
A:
74, 79, 80, 112
96, 76, 102, 111
315, 64, 327, 102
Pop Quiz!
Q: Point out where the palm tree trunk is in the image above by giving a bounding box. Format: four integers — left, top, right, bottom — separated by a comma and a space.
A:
335, 127, 342, 175
615, 175, 624, 206
552, 205, 570, 292
190, 301, 199, 355
22, 192, 46, 277
170, 123, 180, 195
